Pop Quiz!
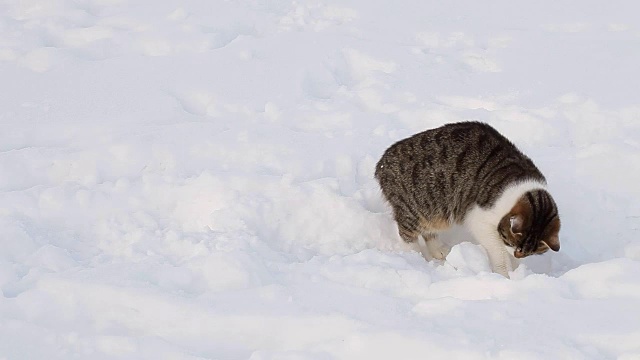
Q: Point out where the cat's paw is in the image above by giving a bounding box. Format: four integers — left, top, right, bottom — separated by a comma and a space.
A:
493, 263, 512, 278
426, 239, 450, 260
496, 268, 510, 278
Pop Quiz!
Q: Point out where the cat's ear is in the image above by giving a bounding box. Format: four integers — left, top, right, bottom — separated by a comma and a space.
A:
542, 235, 560, 252
509, 215, 524, 235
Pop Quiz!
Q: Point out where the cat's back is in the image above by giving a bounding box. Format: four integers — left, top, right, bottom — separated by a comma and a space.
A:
376, 121, 518, 172
375, 121, 545, 210
410, 121, 517, 153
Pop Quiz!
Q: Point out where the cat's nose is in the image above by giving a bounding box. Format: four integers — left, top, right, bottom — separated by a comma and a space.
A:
514, 250, 525, 258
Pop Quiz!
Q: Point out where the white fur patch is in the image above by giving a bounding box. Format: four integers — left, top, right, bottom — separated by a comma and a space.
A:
462, 179, 547, 276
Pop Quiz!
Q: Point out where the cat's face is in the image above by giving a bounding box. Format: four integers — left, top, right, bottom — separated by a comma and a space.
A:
498, 194, 561, 258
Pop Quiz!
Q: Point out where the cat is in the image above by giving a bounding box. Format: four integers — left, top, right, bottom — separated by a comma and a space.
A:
375, 121, 560, 277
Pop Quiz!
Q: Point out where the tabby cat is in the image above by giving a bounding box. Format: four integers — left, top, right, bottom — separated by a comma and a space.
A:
375, 121, 560, 277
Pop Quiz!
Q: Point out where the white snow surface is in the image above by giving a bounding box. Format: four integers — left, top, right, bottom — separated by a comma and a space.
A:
1, 0, 640, 359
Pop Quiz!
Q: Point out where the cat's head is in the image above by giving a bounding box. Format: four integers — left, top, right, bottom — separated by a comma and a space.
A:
497, 189, 561, 258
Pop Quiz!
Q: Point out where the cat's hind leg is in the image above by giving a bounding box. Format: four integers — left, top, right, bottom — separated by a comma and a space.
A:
398, 223, 436, 260
392, 204, 420, 243
422, 233, 449, 260
418, 217, 451, 260
393, 209, 434, 259
393, 208, 449, 261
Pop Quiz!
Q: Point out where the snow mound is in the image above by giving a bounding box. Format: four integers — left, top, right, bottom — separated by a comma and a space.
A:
445, 243, 492, 275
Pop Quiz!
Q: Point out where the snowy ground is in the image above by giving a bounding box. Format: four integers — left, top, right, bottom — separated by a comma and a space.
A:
1, 0, 640, 359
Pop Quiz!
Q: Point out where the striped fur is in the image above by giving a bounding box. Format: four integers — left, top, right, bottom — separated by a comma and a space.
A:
375, 121, 561, 277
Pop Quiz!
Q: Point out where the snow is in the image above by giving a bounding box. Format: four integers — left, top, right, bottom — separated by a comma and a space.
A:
1, 0, 640, 358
